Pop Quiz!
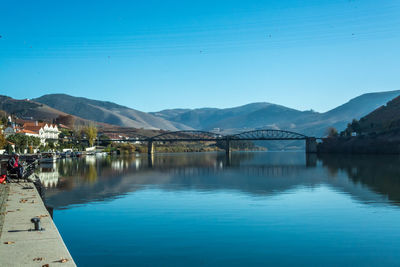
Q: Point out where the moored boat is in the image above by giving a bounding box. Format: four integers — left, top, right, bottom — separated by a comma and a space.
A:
40, 152, 57, 163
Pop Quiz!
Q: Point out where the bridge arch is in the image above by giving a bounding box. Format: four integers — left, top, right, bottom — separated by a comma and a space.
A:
228, 129, 308, 140
150, 130, 222, 141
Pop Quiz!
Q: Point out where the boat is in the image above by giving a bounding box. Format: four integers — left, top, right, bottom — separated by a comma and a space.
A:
40, 152, 57, 163
60, 151, 72, 158
95, 151, 108, 157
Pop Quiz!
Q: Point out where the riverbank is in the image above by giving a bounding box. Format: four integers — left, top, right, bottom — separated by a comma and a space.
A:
108, 141, 266, 154
317, 136, 400, 154
0, 182, 75, 266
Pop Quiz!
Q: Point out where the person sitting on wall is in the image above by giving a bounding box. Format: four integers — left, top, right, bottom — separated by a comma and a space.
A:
8, 153, 24, 178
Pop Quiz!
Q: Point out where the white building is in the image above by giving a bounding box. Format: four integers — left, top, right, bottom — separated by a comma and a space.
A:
17, 129, 40, 138
23, 122, 60, 144
40, 124, 60, 140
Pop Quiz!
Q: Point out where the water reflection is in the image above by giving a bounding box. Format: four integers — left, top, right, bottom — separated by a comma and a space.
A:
37, 162, 59, 188
38, 152, 400, 209
319, 154, 400, 204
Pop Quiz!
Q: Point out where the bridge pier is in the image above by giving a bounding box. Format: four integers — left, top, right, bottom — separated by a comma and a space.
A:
306, 153, 317, 167
225, 137, 231, 166
148, 140, 155, 155
306, 137, 317, 153
148, 154, 154, 168
226, 152, 231, 166
225, 137, 231, 157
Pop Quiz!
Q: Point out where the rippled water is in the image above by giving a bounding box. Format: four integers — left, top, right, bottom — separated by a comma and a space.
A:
39, 152, 400, 266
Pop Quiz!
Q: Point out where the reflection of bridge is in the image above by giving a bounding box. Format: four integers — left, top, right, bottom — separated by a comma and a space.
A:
100, 129, 317, 156
150, 165, 308, 178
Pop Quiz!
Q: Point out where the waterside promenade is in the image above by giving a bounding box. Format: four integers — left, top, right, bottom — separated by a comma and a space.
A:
0, 182, 75, 266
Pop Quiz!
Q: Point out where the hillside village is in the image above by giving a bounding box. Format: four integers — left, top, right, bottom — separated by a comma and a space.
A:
0, 111, 151, 155
0, 115, 62, 153
4, 118, 61, 142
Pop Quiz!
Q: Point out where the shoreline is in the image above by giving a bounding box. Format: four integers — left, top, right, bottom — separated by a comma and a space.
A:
317, 137, 400, 154
0, 182, 76, 266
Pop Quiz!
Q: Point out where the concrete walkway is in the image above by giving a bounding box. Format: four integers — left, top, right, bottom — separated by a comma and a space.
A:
0, 182, 76, 266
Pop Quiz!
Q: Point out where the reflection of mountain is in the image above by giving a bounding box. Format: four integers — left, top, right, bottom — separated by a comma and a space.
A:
41, 153, 400, 209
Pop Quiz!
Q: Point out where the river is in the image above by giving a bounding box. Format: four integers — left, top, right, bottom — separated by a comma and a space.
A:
38, 152, 400, 266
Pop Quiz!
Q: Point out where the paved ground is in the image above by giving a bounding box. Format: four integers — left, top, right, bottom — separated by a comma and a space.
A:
0, 183, 9, 237
0, 182, 76, 267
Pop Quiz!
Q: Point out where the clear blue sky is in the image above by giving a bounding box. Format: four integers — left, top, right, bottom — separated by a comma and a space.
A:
1, 0, 400, 112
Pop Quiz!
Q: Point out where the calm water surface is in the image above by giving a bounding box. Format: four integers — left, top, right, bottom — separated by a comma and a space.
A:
38, 152, 400, 266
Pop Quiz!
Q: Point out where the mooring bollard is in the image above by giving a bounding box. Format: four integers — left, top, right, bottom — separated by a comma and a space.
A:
30, 217, 45, 231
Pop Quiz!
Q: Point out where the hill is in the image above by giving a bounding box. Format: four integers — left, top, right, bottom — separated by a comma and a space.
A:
357, 95, 400, 135
0, 95, 124, 129
34, 94, 191, 131
152, 90, 400, 136
151, 103, 286, 131
318, 94, 400, 154
0, 95, 69, 121
296, 90, 400, 136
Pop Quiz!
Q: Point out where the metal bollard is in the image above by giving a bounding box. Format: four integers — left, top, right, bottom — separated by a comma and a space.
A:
30, 217, 44, 231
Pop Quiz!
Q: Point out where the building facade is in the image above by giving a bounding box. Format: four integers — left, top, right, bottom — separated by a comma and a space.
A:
23, 122, 60, 144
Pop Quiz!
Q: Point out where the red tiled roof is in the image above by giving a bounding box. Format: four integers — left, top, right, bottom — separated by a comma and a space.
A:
23, 126, 42, 132
23, 121, 57, 128
23, 122, 45, 127
17, 129, 39, 134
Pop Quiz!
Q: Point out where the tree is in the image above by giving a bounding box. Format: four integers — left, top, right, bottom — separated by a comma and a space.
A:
6, 134, 41, 153
47, 140, 56, 150
30, 136, 41, 147
344, 123, 353, 136
59, 128, 73, 139
84, 125, 98, 147
7, 134, 26, 153
98, 134, 111, 146
5, 143, 13, 154
0, 114, 7, 126
55, 114, 75, 128
0, 133, 6, 149
351, 119, 361, 134
326, 127, 338, 138
73, 126, 83, 141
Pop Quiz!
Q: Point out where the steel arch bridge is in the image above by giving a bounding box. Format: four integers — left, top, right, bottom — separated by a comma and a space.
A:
148, 129, 308, 141
101, 129, 311, 142
97, 129, 317, 156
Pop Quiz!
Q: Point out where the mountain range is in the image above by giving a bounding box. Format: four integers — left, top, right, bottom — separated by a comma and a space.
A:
150, 90, 400, 136
1, 90, 399, 137
34, 94, 191, 131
